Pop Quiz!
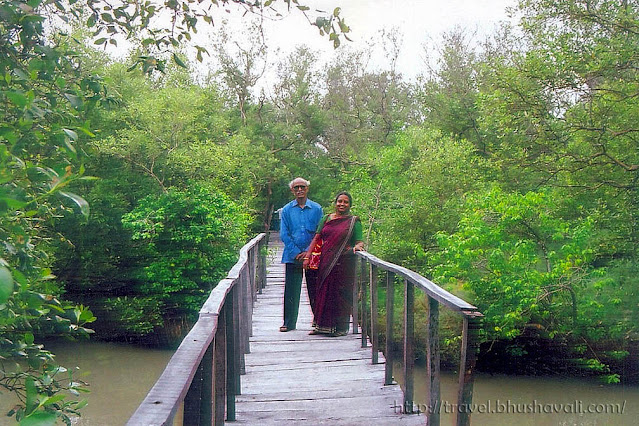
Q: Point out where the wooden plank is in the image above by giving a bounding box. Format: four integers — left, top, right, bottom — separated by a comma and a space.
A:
236, 383, 401, 401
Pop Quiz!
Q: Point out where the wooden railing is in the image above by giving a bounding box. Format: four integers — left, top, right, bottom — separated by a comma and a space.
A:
354, 251, 483, 426
127, 233, 268, 425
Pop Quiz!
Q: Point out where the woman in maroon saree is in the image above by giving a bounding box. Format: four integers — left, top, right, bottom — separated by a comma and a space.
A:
303, 192, 364, 336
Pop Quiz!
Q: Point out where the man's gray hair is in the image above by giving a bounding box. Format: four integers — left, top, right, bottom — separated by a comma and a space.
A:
288, 177, 310, 189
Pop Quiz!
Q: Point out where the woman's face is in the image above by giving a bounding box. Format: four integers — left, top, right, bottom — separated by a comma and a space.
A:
335, 194, 351, 214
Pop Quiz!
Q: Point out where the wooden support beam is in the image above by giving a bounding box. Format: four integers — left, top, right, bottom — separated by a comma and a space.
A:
360, 257, 368, 348
427, 296, 441, 425
232, 283, 243, 392
403, 279, 414, 414
214, 306, 226, 425
225, 295, 237, 421
456, 312, 482, 426
370, 264, 379, 364
182, 335, 213, 425
241, 270, 251, 356
384, 272, 395, 386
352, 259, 359, 334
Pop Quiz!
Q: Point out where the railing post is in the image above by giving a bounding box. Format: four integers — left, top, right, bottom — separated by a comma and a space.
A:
384, 271, 395, 385
360, 257, 368, 348
456, 312, 482, 426
261, 239, 267, 291
247, 256, 255, 338
370, 264, 379, 364
403, 279, 414, 414
214, 308, 226, 425
232, 282, 243, 390
226, 292, 237, 420
249, 247, 256, 299
241, 269, 251, 356
260, 234, 271, 288
257, 239, 266, 294
427, 296, 441, 425
183, 335, 213, 425
351, 256, 359, 334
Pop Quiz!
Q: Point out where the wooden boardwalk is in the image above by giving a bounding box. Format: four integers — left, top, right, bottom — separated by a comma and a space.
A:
233, 235, 422, 425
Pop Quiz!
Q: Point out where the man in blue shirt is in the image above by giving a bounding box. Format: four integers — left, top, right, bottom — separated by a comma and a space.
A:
279, 177, 323, 332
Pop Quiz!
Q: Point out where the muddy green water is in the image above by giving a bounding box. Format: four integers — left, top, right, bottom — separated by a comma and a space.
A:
0, 341, 174, 425
393, 362, 638, 426
0, 341, 636, 425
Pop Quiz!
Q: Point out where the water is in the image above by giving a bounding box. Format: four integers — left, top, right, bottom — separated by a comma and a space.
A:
1, 341, 636, 425
394, 363, 639, 426
0, 341, 174, 425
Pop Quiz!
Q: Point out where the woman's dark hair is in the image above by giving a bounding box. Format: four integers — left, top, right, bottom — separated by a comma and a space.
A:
334, 191, 353, 206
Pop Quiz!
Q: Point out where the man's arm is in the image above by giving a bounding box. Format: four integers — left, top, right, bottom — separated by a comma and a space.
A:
279, 206, 297, 250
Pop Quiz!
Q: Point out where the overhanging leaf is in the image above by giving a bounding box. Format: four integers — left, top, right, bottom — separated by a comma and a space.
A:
172, 53, 187, 68
19, 411, 57, 426
59, 191, 90, 217
0, 266, 14, 304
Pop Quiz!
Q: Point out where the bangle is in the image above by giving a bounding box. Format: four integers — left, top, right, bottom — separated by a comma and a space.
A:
303, 257, 309, 260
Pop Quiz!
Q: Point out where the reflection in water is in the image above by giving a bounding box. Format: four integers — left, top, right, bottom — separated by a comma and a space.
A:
393, 362, 638, 426
0, 341, 174, 425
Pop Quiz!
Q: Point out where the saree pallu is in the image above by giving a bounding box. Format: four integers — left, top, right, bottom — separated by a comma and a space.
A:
312, 215, 357, 335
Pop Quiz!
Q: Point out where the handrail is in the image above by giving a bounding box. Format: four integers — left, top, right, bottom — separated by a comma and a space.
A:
354, 250, 483, 426
357, 251, 477, 312
127, 233, 268, 425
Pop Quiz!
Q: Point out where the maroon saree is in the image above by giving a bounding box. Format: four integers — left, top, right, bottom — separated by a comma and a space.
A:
312, 215, 357, 335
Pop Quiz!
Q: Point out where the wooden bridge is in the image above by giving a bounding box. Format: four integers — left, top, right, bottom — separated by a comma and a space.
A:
128, 232, 482, 425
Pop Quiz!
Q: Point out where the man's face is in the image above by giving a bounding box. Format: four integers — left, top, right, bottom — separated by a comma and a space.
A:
291, 181, 308, 198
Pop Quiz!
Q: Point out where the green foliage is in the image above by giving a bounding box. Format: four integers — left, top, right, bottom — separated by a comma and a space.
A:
583, 260, 639, 342
345, 126, 489, 269
122, 186, 249, 319
1, 1, 103, 421
100, 296, 164, 336
62, 0, 351, 74
434, 187, 595, 340
4, 364, 89, 425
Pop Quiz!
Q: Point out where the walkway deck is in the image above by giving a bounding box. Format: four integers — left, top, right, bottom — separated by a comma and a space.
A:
233, 234, 422, 425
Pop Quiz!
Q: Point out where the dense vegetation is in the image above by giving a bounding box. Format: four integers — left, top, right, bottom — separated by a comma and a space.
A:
1, 0, 638, 422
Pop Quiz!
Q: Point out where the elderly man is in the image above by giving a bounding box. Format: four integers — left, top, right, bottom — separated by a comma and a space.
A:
279, 177, 323, 332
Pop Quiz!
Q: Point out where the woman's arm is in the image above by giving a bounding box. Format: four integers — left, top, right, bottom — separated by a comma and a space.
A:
351, 217, 364, 252
302, 233, 321, 270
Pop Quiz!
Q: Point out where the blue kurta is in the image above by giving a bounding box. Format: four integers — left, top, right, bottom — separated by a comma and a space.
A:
279, 199, 323, 263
